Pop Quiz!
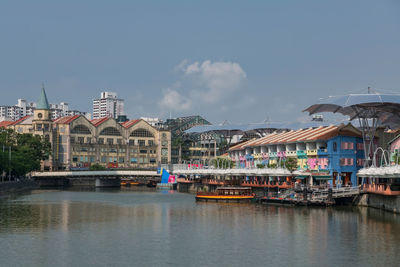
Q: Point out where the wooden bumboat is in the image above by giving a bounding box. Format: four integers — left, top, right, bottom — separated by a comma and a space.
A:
196, 187, 255, 202
121, 180, 140, 186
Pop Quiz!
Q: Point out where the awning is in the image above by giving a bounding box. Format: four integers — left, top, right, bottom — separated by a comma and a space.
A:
295, 175, 308, 179
313, 175, 332, 180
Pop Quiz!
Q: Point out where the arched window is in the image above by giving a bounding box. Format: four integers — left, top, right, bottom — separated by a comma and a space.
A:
100, 127, 121, 136
130, 128, 154, 137
71, 125, 91, 135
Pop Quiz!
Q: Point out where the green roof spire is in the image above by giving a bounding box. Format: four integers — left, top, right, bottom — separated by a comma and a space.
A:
37, 83, 50, 110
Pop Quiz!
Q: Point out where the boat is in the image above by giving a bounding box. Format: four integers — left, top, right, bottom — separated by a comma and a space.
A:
120, 180, 140, 186
146, 180, 157, 188
196, 187, 255, 202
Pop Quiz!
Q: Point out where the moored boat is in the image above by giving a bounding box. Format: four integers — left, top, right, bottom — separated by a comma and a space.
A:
196, 187, 255, 202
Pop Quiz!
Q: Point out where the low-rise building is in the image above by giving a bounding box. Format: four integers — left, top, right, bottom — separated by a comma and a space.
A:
5, 88, 171, 171
228, 124, 365, 186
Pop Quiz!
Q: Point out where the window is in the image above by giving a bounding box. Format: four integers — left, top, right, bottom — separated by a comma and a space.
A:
117, 139, 123, 145
131, 149, 137, 154
150, 158, 156, 164
107, 138, 114, 145
130, 158, 137, 163
100, 127, 121, 136
130, 128, 154, 137
70, 137, 75, 144
98, 138, 104, 144
78, 137, 84, 144
333, 142, 337, 152
357, 143, 364, 150
138, 140, 145, 146
73, 157, 78, 162
161, 157, 168, 164
71, 125, 91, 134
341, 142, 354, 150
162, 148, 168, 156
90, 157, 95, 163
140, 150, 147, 154
86, 137, 92, 144
81, 147, 88, 152
119, 157, 124, 163
162, 141, 168, 146
129, 140, 135, 145
340, 158, 354, 166
110, 148, 117, 153
101, 156, 107, 163
148, 140, 154, 146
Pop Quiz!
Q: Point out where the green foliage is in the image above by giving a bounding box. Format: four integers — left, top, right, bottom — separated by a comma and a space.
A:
284, 157, 298, 173
267, 162, 277, 168
89, 163, 106, 171
256, 163, 265, 169
213, 157, 234, 168
0, 128, 51, 177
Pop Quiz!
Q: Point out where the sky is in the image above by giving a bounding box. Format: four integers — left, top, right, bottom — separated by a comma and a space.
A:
0, 0, 399, 125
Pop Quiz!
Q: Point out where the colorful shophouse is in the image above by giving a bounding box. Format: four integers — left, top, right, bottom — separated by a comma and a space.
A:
228, 124, 365, 186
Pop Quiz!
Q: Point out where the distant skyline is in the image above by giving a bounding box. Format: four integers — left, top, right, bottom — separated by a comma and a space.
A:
1, 0, 399, 125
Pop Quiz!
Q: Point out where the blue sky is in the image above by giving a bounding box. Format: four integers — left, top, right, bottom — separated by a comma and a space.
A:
1, 0, 399, 125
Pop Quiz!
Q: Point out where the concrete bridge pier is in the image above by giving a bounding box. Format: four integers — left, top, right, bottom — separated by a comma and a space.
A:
95, 177, 121, 188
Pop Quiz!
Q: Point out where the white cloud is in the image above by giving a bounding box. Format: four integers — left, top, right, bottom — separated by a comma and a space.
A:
159, 88, 192, 112
158, 60, 248, 118
182, 60, 247, 103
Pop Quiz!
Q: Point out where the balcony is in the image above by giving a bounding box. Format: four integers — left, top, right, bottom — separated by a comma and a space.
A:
277, 151, 286, 158
306, 149, 317, 156
317, 149, 328, 156
269, 152, 277, 158
253, 153, 262, 159
286, 151, 297, 157
296, 150, 307, 158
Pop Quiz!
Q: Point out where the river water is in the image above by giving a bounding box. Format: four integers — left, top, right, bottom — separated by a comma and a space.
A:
0, 188, 399, 267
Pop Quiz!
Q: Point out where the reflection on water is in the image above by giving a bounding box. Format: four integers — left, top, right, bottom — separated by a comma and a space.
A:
0, 188, 399, 267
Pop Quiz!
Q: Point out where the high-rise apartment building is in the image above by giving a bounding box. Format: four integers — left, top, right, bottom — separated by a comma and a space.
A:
93, 92, 124, 119
0, 97, 90, 121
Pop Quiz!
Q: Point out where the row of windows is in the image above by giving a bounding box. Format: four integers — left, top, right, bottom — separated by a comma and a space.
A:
70, 125, 155, 138
70, 136, 155, 146
339, 158, 364, 166
72, 156, 157, 164
72, 147, 157, 154
333, 142, 364, 152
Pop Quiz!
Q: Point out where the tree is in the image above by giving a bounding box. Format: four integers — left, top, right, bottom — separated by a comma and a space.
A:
284, 157, 298, 173
0, 128, 51, 178
89, 163, 106, 171
267, 162, 277, 168
256, 163, 265, 169
213, 157, 234, 168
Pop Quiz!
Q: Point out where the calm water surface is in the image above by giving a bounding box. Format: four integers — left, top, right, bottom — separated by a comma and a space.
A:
0, 188, 399, 267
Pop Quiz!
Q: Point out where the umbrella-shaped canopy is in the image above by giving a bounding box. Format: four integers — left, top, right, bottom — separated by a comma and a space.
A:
304, 93, 400, 124
304, 90, 400, 166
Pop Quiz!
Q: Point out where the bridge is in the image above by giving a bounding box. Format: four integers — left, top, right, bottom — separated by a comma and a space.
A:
31, 170, 160, 187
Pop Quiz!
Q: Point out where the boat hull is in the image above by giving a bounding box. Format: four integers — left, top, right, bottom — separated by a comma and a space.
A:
195, 195, 254, 203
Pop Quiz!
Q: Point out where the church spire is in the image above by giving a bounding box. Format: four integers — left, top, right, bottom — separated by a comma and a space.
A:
37, 83, 50, 110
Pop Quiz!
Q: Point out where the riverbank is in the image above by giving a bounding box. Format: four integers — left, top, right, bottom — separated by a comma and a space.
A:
0, 180, 38, 195
355, 193, 400, 213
